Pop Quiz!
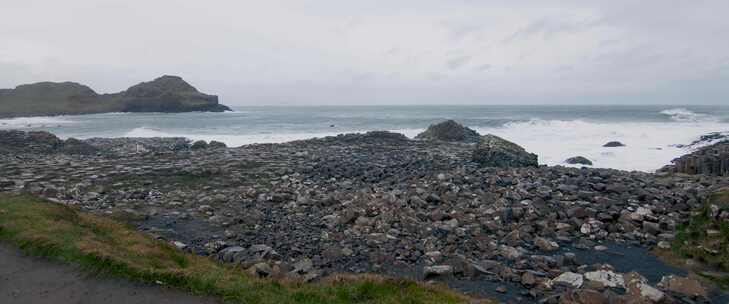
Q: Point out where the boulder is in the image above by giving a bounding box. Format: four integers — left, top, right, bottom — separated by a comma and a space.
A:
191, 140, 209, 150
658, 275, 708, 299
423, 265, 454, 278
209, 140, 227, 148
472, 134, 538, 168
415, 120, 480, 143
550, 272, 584, 288
603, 141, 626, 147
534, 237, 560, 251
584, 270, 624, 288
565, 156, 593, 166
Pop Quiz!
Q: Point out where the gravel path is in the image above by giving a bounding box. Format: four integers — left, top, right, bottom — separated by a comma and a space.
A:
0, 243, 219, 304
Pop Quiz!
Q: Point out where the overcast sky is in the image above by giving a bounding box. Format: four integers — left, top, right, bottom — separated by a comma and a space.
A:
2, 0, 728, 105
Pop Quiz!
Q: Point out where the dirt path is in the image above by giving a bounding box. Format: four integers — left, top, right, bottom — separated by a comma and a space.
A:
0, 244, 220, 304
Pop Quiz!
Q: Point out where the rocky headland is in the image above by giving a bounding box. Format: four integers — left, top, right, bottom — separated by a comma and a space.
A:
0, 75, 231, 118
1, 122, 729, 303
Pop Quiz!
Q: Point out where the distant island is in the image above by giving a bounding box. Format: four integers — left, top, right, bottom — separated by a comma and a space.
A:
0, 75, 231, 118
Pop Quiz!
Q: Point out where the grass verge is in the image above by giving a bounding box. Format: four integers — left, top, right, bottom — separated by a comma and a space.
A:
0, 192, 475, 304
668, 187, 729, 287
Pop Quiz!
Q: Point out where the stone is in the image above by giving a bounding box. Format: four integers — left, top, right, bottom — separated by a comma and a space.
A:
584, 270, 624, 288
423, 265, 454, 278
534, 237, 560, 251
472, 134, 538, 168
550, 272, 584, 288
603, 141, 626, 147
209, 140, 227, 148
499, 245, 523, 260
191, 140, 209, 150
415, 120, 480, 143
624, 272, 665, 303
565, 156, 593, 166
292, 258, 314, 274
248, 262, 273, 278
658, 275, 708, 298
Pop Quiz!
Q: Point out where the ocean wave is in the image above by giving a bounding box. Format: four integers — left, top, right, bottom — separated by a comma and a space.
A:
659, 108, 715, 122
474, 118, 729, 172
0, 116, 76, 129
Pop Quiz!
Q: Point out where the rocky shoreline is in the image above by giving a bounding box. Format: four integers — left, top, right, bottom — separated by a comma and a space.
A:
2, 123, 729, 303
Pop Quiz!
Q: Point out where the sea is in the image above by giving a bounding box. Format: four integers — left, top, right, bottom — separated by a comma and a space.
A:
1, 105, 728, 172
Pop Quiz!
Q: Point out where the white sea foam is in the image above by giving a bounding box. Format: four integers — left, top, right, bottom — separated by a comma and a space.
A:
0, 116, 76, 129
659, 108, 715, 122
473, 119, 728, 172
123, 127, 356, 147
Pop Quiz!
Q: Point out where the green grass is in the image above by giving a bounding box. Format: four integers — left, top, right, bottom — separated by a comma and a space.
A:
669, 187, 729, 287
0, 192, 477, 304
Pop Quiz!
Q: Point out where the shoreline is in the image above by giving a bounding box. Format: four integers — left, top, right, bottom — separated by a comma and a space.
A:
1, 128, 729, 302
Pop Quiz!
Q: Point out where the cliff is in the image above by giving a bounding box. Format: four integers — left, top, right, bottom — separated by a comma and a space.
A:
0, 75, 231, 118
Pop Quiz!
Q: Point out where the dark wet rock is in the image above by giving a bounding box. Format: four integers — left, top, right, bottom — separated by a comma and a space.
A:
415, 120, 481, 143
191, 140, 209, 150
566, 156, 593, 166
662, 141, 729, 176
603, 141, 626, 147
209, 141, 227, 149
0, 130, 96, 155
472, 134, 538, 168
60, 138, 98, 155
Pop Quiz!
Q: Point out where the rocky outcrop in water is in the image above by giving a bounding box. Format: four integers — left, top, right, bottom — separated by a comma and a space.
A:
603, 141, 626, 147
0, 75, 231, 118
663, 141, 729, 176
415, 120, 481, 143
565, 156, 593, 166
472, 134, 538, 167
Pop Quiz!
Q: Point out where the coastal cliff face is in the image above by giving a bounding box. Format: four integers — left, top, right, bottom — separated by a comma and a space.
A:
0, 75, 231, 118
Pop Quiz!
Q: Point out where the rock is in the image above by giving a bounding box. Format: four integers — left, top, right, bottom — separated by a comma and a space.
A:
662, 141, 729, 176
624, 272, 665, 303
658, 275, 708, 298
657, 241, 671, 250
423, 265, 454, 278
191, 140, 209, 150
565, 156, 593, 166
291, 258, 314, 274
534, 237, 560, 251
521, 271, 536, 286
209, 141, 227, 148
248, 262, 273, 278
495, 286, 507, 293
472, 134, 538, 168
499, 245, 523, 260
0, 75, 230, 118
584, 270, 624, 288
415, 120, 480, 143
603, 141, 626, 147
550, 272, 584, 288
218, 246, 245, 263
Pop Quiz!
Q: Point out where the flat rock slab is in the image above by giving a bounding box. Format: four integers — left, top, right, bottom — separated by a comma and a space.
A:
0, 243, 219, 304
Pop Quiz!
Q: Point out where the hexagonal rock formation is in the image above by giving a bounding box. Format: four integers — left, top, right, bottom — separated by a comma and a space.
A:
415, 120, 481, 143
472, 134, 538, 168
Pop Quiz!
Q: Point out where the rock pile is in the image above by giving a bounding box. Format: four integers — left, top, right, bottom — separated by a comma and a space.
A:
472, 134, 538, 167
1, 127, 728, 303
415, 120, 481, 143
